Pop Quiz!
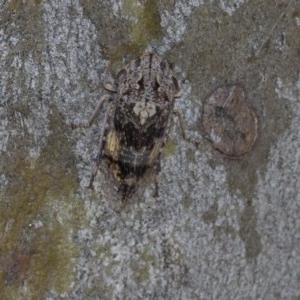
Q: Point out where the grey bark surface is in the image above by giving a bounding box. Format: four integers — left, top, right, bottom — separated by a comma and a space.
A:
0, 0, 299, 299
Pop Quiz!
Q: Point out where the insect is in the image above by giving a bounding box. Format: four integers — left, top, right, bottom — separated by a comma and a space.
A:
72, 53, 189, 208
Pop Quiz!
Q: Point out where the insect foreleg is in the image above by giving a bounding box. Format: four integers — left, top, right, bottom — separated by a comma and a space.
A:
72, 94, 110, 129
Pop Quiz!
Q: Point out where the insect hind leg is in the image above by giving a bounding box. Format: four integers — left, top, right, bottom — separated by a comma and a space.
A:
87, 152, 103, 190
87, 101, 113, 189
173, 109, 199, 147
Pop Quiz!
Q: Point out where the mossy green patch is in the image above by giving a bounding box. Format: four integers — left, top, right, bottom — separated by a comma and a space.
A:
6, 0, 41, 10
0, 109, 84, 299
181, 196, 192, 210
131, 260, 150, 283
163, 138, 176, 157
2, 0, 43, 65
123, 0, 163, 48
130, 245, 157, 283
109, 0, 163, 73
238, 204, 262, 260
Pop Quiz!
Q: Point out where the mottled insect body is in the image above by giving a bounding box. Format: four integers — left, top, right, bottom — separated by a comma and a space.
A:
72, 54, 258, 209
73, 53, 181, 209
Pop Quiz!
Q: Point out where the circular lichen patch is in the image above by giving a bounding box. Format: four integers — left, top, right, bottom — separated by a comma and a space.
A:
201, 85, 258, 157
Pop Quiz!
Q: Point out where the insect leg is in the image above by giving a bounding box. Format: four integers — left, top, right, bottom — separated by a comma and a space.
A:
87, 101, 113, 189
103, 60, 118, 93
173, 109, 199, 147
71, 94, 110, 129
152, 161, 161, 198
153, 176, 159, 198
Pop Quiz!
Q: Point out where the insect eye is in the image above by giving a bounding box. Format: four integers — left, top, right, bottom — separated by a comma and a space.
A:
131, 83, 140, 90
136, 76, 144, 90
116, 69, 127, 82
160, 61, 166, 70
172, 76, 179, 91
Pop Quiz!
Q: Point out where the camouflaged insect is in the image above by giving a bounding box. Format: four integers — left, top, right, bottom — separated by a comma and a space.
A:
72, 53, 181, 210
